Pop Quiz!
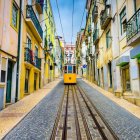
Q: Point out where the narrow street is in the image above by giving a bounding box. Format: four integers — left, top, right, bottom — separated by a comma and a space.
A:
1, 0, 140, 139
0, 79, 140, 140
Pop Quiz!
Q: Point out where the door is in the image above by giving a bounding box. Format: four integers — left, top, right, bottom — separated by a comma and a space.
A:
108, 62, 112, 88
6, 60, 13, 103
122, 66, 131, 92
101, 67, 104, 87
25, 69, 29, 93
98, 69, 100, 86
34, 73, 37, 91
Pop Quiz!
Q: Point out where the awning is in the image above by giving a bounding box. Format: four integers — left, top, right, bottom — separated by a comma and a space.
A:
116, 56, 130, 67
130, 45, 140, 59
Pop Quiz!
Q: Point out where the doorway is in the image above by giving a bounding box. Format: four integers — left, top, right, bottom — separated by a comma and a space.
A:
108, 62, 112, 88
6, 60, 13, 103
34, 73, 37, 91
25, 69, 30, 93
101, 67, 104, 88
122, 65, 131, 92
98, 69, 100, 86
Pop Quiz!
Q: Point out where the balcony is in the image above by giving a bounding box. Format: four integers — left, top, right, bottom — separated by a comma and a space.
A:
25, 48, 41, 69
127, 8, 140, 46
24, 48, 34, 65
34, 56, 41, 69
100, 5, 111, 30
36, 0, 44, 14
88, 25, 92, 35
92, 5, 98, 22
26, 5, 43, 43
93, 29, 99, 45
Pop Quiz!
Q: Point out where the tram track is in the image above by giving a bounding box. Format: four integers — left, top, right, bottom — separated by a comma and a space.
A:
50, 85, 119, 140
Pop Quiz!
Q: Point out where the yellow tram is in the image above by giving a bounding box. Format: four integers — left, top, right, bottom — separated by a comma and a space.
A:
64, 64, 76, 84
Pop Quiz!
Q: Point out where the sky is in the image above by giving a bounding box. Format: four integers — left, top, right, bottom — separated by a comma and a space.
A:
50, 0, 86, 44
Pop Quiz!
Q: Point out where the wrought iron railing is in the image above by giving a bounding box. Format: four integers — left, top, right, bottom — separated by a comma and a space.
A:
26, 5, 43, 39
127, 8, 140, 41
36, 0, 44, 11
25, 48, 41, 69
92, 5, 98, 22
34, 56, 41, 69
88, 25, 92, 34
93, 29, 99, 43
100, 5, 111, 26
24, 47, 34, 65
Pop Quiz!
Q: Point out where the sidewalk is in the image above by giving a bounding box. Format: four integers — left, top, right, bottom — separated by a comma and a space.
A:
0, 79, 61, 139
83, 79, 140, 119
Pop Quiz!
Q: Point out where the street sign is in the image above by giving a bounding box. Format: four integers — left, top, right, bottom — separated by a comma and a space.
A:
83, 65, 87, 68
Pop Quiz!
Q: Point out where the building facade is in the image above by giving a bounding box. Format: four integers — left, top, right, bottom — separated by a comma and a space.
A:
19, 0, 44, 99
43, 0, 56, 84
77, 0, 140, 106
55, 36, 64, 78
0, 0, 20, 108
0, 0, 58, 110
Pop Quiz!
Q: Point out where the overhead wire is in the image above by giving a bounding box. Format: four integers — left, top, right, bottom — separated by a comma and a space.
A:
71, 0, 75, 45
55, 0, 65, 42
79, 1, 86, 32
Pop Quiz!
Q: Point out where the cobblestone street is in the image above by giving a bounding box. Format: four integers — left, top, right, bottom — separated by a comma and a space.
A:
1, 79, 140, 140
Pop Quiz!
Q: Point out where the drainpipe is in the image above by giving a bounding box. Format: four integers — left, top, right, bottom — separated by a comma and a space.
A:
15, 0, 22, 102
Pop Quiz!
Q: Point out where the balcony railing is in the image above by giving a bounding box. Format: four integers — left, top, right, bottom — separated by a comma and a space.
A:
93, 29, 99, 45
36, 0, 44, 14
34, 56, 41, 69
25, 48, 34, 65
92, 5, 98, 22
127, 8, 140, 45
88, 25, 92, 35
25, 48, 41, 69
26, 5, 43, 39
100, 5, 111, 30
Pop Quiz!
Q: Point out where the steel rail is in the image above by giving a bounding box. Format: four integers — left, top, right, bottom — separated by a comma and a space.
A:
62, 85, 69, 140
72, 85, 82, 140
77, 85, 119, 140
74, 85, 92, 140
50, 85, 68, 140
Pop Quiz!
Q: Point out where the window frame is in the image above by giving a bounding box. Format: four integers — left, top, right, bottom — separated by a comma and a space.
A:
120, 6, 127, 35
106, 29, 111, 49
11, 1, 19, 31
26, 35, 32, 49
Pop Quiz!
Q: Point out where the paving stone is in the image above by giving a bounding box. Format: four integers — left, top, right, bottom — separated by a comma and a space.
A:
3, 81, 64, 140
78, 79, 140, 140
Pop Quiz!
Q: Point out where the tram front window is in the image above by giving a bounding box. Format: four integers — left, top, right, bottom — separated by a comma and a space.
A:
64, 66, 67, 73
73, 66, 76, 73
68, 65, 72, 73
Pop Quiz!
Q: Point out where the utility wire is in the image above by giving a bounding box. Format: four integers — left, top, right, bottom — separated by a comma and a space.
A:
55, 0, 65, 41
71, 0, 74, 45
79, 1, 86, 32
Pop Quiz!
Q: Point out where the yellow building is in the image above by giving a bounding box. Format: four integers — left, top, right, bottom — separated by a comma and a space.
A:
43, 0, 56, 84
19, 0, 44, 99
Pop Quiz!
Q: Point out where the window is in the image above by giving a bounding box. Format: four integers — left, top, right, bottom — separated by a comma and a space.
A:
120, 7, 126, 35
35, 46, 38, 57
73, 66, 76, 73
27, 36, 31, 49
68, 65, 72, 73
64, 66, 67, 73
106, 30, 111, 49
12, 3, 18, 29
1, 58, 7, 82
